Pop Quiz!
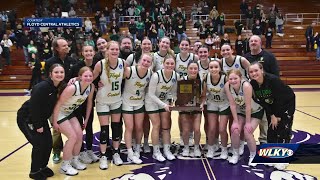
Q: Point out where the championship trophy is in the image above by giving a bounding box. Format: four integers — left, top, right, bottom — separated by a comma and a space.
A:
169, 79, 202, 111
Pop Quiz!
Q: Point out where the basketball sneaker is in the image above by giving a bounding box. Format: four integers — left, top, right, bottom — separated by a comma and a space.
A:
164, 145, 176, 160
87, 150, 99, 163
112, 153, 123, 166
71, 156, 87, 170
79, 151, 93, 164
143, 142, 151, 153
274, 163, 289, 170
52, 153, 61, 164
193, 145, 202, 157
248, 155, 257, 167
127, 154, 142, 164
220, 147, 228, 160
60, 160, 78, 176
182, 146, 190, 157
99, 156, 108, 170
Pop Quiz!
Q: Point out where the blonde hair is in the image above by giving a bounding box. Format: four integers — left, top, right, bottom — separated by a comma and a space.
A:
104, 41, 120, 83
227, 69, 242, 79
160, 36, 175, 58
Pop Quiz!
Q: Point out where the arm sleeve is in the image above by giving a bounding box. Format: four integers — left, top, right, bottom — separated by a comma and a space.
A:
148, 73, 167, 108
29, 84, 49, 129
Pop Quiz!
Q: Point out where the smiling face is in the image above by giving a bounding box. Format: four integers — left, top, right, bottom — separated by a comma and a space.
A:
96, 38, 107, 53
228, 70, 242, 89
198, 46, 209, 61
55, 39, 69, 55
50, 65, 65, 83
79, 69, 94, 84
159, 37, 170, 52
107, 42, 120, 60
163, 57, 175, 72
141, 39, 152, 53
179, 39, 190, 53
248, 63, 263, 82
209, 60, 221, 76
187, 63, 199, 78
120, 38, 133, 53
249, 35, 262, 52
220, 44, 233, 59
82, 45, 95, 61
139, 54, 153, 69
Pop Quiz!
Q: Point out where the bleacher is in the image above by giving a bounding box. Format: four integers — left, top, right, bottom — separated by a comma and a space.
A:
0, 0, 319, 88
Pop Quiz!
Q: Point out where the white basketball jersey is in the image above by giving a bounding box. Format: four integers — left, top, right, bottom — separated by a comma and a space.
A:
206, 74, 228, 104
229, 80, 262, 114
222, 55, 248, 81
175, 53, 195, 77
96, 58, 124, 104
126, 52, 155, 70
198, 59, 210, 82
58, 81, 91, 120
122, 66, 152, 106
154, 69, 178, 101
154, 52, 167, 71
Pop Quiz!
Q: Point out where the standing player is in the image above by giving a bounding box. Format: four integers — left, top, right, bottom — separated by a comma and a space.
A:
180, 61, 202, 157
93, 41, 125, 169
145, 55, 178, 162
201, 60, 230, 159
224, 69, 264, 165
122, 53, 153, 164
175, 38, 199, 146
52, 67, 95, 176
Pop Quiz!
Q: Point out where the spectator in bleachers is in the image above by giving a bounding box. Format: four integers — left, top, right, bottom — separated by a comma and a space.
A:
109, 20, 120, 34
217, 13, 225, 35
202, 2, 210, 15
158, 23, 166, 40
8, 30, 17, 49
148, 23, 158, 49
209, 6, 219, 22
48, 30, 56, 42
276, 13, 285, 35
144, 12, 153, 37
94, 11, 100, 28
176, 18, 187, 43
110, 9, 120, 25
315, 32, 320, 61
260, 12, 267, 35
190, 3, 198, 21
129, 18, 138, 45
128, 5, 135, 16
155, 16, 163, 29
68, 6, 77, 17
99, 14, 107, 34
253, 3, 262, 21
234, 20, 244, 36
164, 0, 171, 6
27, 40, 38, 59
265, 27, 273, 48
245, 6, 254, 30
212, 33, 221, 49
40, 42, 52, 61
21, 30, 31, 65
0, 11, 8, 33
166, 26, 176, 42
252, 19, 262, 36
136, 17, 145, 40
85, 17, 93, 33
1, 34, 13, 66
235, 35, 244, 55
305, 22, 316, 52
205, 22, 215, 37
220, 33, 230, 48
270, 3, 279, 13
243, 33, 250, 54
15, 26, 23, 49
194, 18, 202, 29
240, 0, 248, 15
268, 9, 277, 32
205, 34, 214, 48
103, 7, 110, 23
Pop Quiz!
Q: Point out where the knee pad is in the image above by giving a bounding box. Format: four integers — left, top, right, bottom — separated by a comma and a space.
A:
111, 122, 122, 142
99, 125, 109, 145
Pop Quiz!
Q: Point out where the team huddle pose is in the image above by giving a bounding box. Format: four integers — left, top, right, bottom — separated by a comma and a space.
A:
17, 35, 295, 179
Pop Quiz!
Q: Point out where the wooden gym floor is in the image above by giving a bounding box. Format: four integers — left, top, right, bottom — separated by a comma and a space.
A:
0, 85, 319, 180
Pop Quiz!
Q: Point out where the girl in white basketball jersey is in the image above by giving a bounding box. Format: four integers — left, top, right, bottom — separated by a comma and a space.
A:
224, 69, 264, 166
53, 67, 94, 176
92, 41, 125, 169
122, 53, 153, 164
220, 44, 250, 81
126, 38, 153, 67
201, 60, 230, 159
126, 38, 154, 153
197, 45, 219, 149
180, 61, 203, 157
145, 55, 178, 162
154, 36, 175, 71
175, 38, 199, 147
175, 38, 199, 77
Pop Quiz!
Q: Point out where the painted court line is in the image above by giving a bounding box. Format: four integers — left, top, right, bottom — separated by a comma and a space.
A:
0, 142, 29, 162
296, 109, 320, 121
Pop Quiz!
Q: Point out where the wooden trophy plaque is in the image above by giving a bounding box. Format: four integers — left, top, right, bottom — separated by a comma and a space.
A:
170, 79, 202, 111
